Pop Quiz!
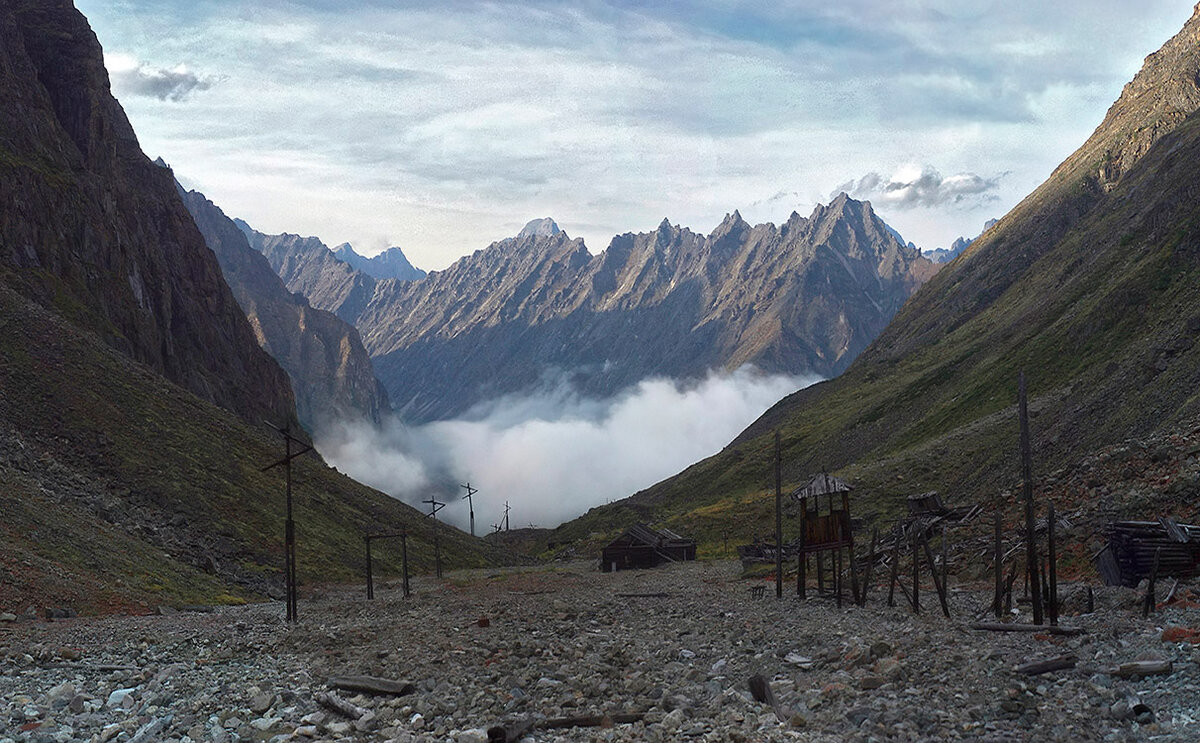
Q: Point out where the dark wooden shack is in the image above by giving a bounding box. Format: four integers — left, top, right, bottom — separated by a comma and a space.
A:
1097, 519, 1200, 587
601, 524, 697, 572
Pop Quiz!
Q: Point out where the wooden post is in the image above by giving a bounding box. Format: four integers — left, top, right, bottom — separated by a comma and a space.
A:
774, 431, 782, 600
993, 510, 1003, 618
887, 535, 902, 607
921, 535, 951, 618
1048, 502, 1058, 626
797, 495, 806, 599
912, 531, 920, 613
835, 547, 843, 609
461, 483, 478, 538
365, 535, 374, 600
401, 530, 411, 597
859, 528, 878, 607
1144, 547, 1161, 618
817, 550, 825, 595
1019, 371, 1044, 625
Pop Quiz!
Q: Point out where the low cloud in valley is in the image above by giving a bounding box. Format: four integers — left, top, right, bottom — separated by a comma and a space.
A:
316, 368, 816, 531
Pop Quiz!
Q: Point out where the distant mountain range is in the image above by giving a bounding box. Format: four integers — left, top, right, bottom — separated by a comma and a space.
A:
924, 219, 999, 263
243, 198, 937, 422
332, 242, 426, 282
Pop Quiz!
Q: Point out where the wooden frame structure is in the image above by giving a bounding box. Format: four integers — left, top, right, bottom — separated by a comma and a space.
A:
792, 474, 854, 604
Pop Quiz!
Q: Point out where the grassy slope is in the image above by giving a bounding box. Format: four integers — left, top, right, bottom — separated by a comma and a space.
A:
543, 108, 1200, 560
0, 281, 512, 613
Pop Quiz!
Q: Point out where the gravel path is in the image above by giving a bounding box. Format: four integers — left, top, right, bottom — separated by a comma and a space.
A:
2, 560, 1199, 742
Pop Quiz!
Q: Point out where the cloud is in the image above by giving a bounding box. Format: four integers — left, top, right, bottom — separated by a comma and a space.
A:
315, 367, 816, 531
76, 0, 1196, 264
836, 165, 1003, 209
106, 53, 213, 101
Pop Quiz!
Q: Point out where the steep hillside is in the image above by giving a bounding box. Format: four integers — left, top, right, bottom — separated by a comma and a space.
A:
0, 0, 293, 426
182, 187, 390, 430
545, 3, 1200, 555
0, 281, 505, 613
358, 201, 935, 421
0, 1, 509, 613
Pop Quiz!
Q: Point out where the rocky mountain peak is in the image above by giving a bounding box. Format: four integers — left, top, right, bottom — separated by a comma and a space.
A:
1057, 2, 1200, 191
516, 217, 562, 240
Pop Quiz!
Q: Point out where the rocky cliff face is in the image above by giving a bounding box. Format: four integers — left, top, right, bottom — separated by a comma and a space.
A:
0, 0, 294, 426
238, 224, 380, 325
355, 199, 935, 421
182, 188, 390, 430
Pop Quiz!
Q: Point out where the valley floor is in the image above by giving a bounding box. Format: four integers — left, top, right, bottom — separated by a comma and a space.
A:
2, 560, 1199, 742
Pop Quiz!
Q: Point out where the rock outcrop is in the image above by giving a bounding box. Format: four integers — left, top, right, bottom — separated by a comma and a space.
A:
182, 187, 390, 430
0, 0, 294, 426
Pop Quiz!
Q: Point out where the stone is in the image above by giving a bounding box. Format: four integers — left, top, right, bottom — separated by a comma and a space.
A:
106, 688, 136, 709
249, 692, 273, 714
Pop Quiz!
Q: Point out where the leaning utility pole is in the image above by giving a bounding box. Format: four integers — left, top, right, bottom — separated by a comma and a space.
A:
461, 482, 478, 537
424, 496, 445, 578
1018, 371, 1044, 625
775, 430, 783, 599
262, 422, 312, 622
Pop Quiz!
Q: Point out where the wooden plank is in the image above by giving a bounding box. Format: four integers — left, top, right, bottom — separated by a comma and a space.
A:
970, 622, 1085, 636
328, 676, 416, 697
1015, 654, 1077, 675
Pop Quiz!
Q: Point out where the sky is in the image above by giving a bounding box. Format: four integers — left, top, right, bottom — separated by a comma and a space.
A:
76, 0, 1197, 271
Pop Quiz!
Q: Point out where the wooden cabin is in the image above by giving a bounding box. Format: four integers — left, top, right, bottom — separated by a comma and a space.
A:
601, 524, 697, 572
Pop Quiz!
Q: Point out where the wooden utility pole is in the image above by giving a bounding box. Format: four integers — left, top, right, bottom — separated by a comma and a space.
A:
1019, 371, 1044, 625
262, 422, 312, 622
424, 497, 445, 578
461, 483, 478, 537
774, 430, 783, 599
503, 501, 511, 532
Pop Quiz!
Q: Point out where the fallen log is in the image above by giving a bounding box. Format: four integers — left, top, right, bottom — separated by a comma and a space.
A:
1108, 660, 1173, 679
748, 674, 787, 722
328, 675, 415, 696
615, 593, 668, 598
969, 622, 1085, 636
487, 713, 644, 742
315, 691, 370, 720
1014, 654, 1077, 675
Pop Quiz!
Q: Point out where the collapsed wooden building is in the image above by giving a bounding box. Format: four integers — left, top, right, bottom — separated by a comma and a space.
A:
601, 524, 697, 572
1097, 519, 1200, 587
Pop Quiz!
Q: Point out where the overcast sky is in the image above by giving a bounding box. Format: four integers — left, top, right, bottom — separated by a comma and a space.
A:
76, 0, 1195, 270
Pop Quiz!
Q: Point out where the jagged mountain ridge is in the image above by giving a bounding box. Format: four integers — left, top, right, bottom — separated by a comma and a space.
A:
543, 2, 1200, 554
0, 0, 294, 427
238, 223, 380, 325
332, 242, 426, 282
355, 197, 936, 421
181, 187, 390, 430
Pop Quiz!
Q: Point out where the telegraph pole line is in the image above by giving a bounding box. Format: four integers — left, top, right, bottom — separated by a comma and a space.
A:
503, 501, 511, 532
461, 482, 478, 537
261, 421, 313, 622
424, 496, 445, 578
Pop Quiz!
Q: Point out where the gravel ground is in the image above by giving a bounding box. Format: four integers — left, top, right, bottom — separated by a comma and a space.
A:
2, 560, 1199, 742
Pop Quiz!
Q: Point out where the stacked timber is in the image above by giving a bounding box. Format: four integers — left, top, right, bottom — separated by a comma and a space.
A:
1097, 520, 1200, 587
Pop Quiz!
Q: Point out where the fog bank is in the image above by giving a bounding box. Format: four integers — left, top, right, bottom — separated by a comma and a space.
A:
316, 367, 817, 531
